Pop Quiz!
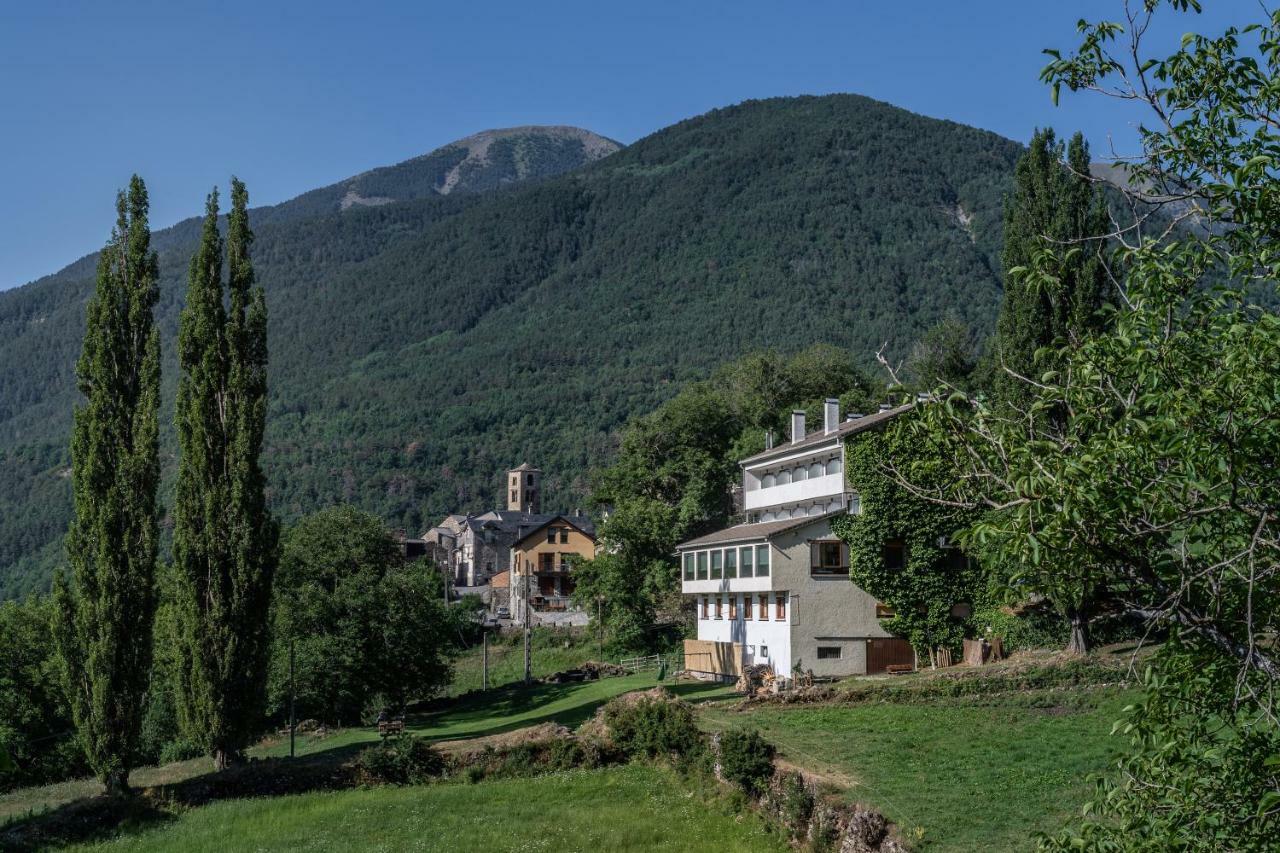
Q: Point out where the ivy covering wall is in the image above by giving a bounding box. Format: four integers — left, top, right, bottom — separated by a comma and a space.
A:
831, 413, 981, 664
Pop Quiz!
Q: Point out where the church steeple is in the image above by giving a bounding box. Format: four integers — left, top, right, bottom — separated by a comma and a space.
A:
506, 463, 542, 513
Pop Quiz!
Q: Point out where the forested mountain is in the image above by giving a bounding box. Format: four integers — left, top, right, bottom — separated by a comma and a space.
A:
0, 94, 1023, 598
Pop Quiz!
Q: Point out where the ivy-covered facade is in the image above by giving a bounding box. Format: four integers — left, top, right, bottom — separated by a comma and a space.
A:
831, 409, 982, 666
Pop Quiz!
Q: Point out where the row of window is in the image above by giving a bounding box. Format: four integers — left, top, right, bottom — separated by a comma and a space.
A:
758, 499, 844, 523
682, 545, 771, 581
750, 457, 842, 490
698, 592, 788, 621
544, 527, 571, 544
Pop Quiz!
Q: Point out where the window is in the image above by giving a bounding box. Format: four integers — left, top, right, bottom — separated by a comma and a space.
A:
696, 551, 708, 580
848, 494, 862, 515
759, 644, 769, 658
793, 465, 806, 482
526, 474, 534, 486
756, 545, 770, 577
683, 553, 694, 581
701, 597, 708, 619
740, 546, 754, 578
758, 594, 768, 620
817, 646, 842, 660
539, 553, 554, 572
775, 593, 787, 621
714, 597, 723, 619
724, 548, 737, 578
826, 457, 842, 476
546, 528, 557, 544
744, 594, 753, 620
559, 528, 569, 544
883, 539, 906, 571
810, 540, 848, 576
875, 602, 896, 618
710, 550, 722, 580
762, 473, 776, 488
511, 490, 517, 503
777, 469, 791, 485
809, 462, 825, 479
560, 553, 578, 571
729, 597, 738, 620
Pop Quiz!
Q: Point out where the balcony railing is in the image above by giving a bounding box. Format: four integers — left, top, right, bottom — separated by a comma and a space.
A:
742, 472, 846, 511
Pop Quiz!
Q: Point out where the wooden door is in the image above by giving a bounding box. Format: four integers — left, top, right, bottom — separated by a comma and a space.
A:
866, 638, 914, 674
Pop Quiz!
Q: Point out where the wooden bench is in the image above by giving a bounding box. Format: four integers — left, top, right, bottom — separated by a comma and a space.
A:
885, 664, 915, 675
377, 719, 405, 738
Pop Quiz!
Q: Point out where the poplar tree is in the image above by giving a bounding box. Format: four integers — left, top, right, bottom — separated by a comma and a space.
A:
996, 128, 1111, 401
53, 176, 161, 795
992, 129, 1112, 654
173, 179, 278, 770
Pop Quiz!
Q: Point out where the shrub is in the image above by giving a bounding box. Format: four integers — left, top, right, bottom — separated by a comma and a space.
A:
353, 737, 445, 785
601, 691, 704, 762
717, 729, 775, 795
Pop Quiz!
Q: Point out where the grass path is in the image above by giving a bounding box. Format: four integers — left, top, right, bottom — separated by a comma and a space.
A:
65, 764, 785, 852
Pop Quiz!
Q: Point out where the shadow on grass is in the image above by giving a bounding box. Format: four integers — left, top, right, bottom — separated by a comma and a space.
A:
0, 751, 355, 852
0, 677, 735, 851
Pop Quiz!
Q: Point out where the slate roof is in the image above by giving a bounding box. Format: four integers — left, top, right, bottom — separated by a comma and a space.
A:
510, 462, 541, 472
739, 403, 914, 466
676, 511, 844, 550
512, 514, 599, 549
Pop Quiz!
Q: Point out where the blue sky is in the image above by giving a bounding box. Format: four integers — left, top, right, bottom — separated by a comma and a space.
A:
0, 0, 1253, 290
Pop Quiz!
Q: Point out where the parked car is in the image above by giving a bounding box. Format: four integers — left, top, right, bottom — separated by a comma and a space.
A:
495, 606, 511, 619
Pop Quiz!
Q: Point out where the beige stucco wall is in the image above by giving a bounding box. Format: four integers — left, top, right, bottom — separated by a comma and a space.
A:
770, 519, 894, 678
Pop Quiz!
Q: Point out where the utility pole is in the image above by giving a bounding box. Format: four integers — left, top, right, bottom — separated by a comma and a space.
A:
523, 564, 532, 685
482, 630, 489, 691
288, 637, 296, 759
597, 595, 604, 662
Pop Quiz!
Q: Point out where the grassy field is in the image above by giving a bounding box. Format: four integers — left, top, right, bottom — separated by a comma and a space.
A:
446, 626, 609, 696
5, 650, 1138, 852
701, 686, 1135, 852
0, 672, 732, 827
258, 672, 733, 760
64, 764, 785, 852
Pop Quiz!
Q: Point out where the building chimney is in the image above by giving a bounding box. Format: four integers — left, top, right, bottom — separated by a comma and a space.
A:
824, 398, 839, 434
791, 410, 806, 444
765, 429, 774, 450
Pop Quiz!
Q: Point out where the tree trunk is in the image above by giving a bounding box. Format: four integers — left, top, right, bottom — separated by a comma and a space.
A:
103, 767, 130, 797
213, 747, 243, 771
1065, 608, 1090, 655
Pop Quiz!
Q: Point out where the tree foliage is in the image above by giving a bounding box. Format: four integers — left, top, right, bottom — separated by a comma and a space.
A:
268, 506, 459, 724
915, 3, 1280, 846
0, 596, 85, 790
52, 176, 161, 795
171, 180, 279, 770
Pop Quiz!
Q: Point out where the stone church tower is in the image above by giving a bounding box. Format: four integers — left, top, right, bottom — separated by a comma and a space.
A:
506, 463, 542, 513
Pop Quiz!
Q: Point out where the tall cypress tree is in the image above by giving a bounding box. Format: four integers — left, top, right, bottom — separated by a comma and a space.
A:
53, 175, 161, 795
173, 179, 278, 770
994, 129, 1112, 654
996, 128, 1111, 400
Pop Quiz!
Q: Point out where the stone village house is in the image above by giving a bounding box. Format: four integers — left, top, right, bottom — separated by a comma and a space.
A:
420, 464, 595, 612
677, 399, 917, 680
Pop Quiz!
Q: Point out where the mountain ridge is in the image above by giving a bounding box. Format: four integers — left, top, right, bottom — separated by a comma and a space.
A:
0, 93, 1021, 599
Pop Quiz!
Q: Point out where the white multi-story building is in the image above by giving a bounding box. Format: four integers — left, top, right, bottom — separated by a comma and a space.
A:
677, 399, 916, 679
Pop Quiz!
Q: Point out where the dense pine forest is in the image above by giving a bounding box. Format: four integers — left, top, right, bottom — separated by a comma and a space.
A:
0, 94, 1024, 598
